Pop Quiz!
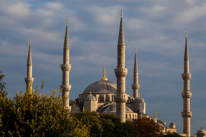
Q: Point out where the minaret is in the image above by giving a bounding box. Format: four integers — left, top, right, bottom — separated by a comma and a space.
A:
131, 47, 140, 98
60, 18, 71, 110
181, 31, 192, 137
25, 38, 34, 92
115, 9, 128, 123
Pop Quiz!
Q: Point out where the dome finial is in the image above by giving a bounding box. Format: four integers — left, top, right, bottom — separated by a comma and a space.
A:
121, 8, 123, 17
90, 91, 92, 95
101, 66, 108, 81
155, 110, 158, 120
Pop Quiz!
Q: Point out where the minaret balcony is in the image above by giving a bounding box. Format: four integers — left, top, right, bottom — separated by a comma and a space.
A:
182, 73, 191, 80
115, 94, 128, 103
181, 91, 192, 98
181, 112, 192, 117
115, 68, 128, 77
131, 84, 140, 90
60, 84, 71, 91
24, 77, 34, 83
61, 64, 71, 71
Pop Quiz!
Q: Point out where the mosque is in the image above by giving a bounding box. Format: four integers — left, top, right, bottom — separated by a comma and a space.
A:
24, 9, 205, 137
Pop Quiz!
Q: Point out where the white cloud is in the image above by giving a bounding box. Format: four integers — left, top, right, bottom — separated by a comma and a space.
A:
86, 5, 121, 26
176, 3, 206, 23
6, 2, 31, 18
46, 2, 62, 10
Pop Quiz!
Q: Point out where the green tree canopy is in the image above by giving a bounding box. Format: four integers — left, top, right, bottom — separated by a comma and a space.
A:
0, 71, 7, 98
165, 132, 182, 137
0, 75, 89, 137
75, 111, 134, 137
133, 118, 164, 137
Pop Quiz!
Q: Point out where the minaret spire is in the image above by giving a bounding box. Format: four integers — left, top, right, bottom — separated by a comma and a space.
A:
117, 8, 125, 48
132, 47, 140, 98
181, 31, 192, 137
25, 38, 34, 92
60, 18, 71, 110
115, 9, 128, 123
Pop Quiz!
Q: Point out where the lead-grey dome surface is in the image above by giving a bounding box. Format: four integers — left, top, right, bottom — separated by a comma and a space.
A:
134, 97, 145, 103
85, 94, 97, 101
157, 120, 166, 127
197, 128, 206, 135
102, 103, 133, 113
82, 80, 117, 94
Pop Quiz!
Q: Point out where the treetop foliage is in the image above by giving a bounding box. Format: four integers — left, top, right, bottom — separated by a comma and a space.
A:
0, 73, 89, 137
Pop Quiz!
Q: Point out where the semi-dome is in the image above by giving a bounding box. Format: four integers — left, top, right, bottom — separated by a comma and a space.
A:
85, 94, 97, 101
134, 97, 145, 103
102, 103, 133, 113
82, 80, 117, 94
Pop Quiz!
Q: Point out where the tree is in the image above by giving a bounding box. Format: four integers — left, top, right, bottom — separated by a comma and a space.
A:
133, 118, 164, 137
75, 110, 103, 137
0, 71, 7, 98
0, 76, 89, 137
100, 114, 134, 137
165, 132, 182, 137
75, 111, 134, 137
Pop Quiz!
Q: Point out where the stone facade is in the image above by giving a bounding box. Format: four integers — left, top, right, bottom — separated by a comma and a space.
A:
181, 31, 192, 137
25, 38, 34, 92
114, 9, 128, 123
60, 18, 71, 110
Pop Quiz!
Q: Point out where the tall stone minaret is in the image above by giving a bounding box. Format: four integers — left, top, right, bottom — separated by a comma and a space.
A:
181, 31, 192, 137
131, 47, 140, 98
60, 18, 71, 110
115, 9, 128, 123
25, 38, 34, 92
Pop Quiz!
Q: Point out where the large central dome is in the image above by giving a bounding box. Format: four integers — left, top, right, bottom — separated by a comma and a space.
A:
82, 80, 117, 94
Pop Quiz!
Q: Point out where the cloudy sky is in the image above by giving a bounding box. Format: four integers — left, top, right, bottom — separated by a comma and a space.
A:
0, 0, 206, 134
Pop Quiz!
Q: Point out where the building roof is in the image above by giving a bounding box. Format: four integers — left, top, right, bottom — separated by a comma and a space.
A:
82, 80, 117, 94
101, 103, 133, 113
196, 127, 206, 135
85, 94, 97, 101
134, 97, 145, 103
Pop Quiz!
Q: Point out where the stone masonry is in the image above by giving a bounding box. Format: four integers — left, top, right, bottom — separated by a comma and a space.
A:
115, 9, 128, 123
25, 38, 34, 92
131, 47, 140, 98
181, 31, 192, 137
60, 18, 71, 110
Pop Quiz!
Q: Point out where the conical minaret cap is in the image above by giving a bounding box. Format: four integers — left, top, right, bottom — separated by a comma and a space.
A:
117, 8, 125, 46
184, 31, 189, 61
27, 38, 32, 65
64, 18, 69, 49
133, 47, 138, 73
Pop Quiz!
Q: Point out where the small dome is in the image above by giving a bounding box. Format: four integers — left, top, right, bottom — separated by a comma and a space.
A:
169, 122, 176, 128
102, 103, 133, 113
69, 99, 75, 106
72, 105, 81, 113
157, 120, 166, 127
134, 97, 145, 103
196, 127, 206, 135
82, 80, 117, 94
85, 94, 97, 101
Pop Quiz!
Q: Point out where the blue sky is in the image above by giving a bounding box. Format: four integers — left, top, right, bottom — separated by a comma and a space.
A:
0, 0, 206, 134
